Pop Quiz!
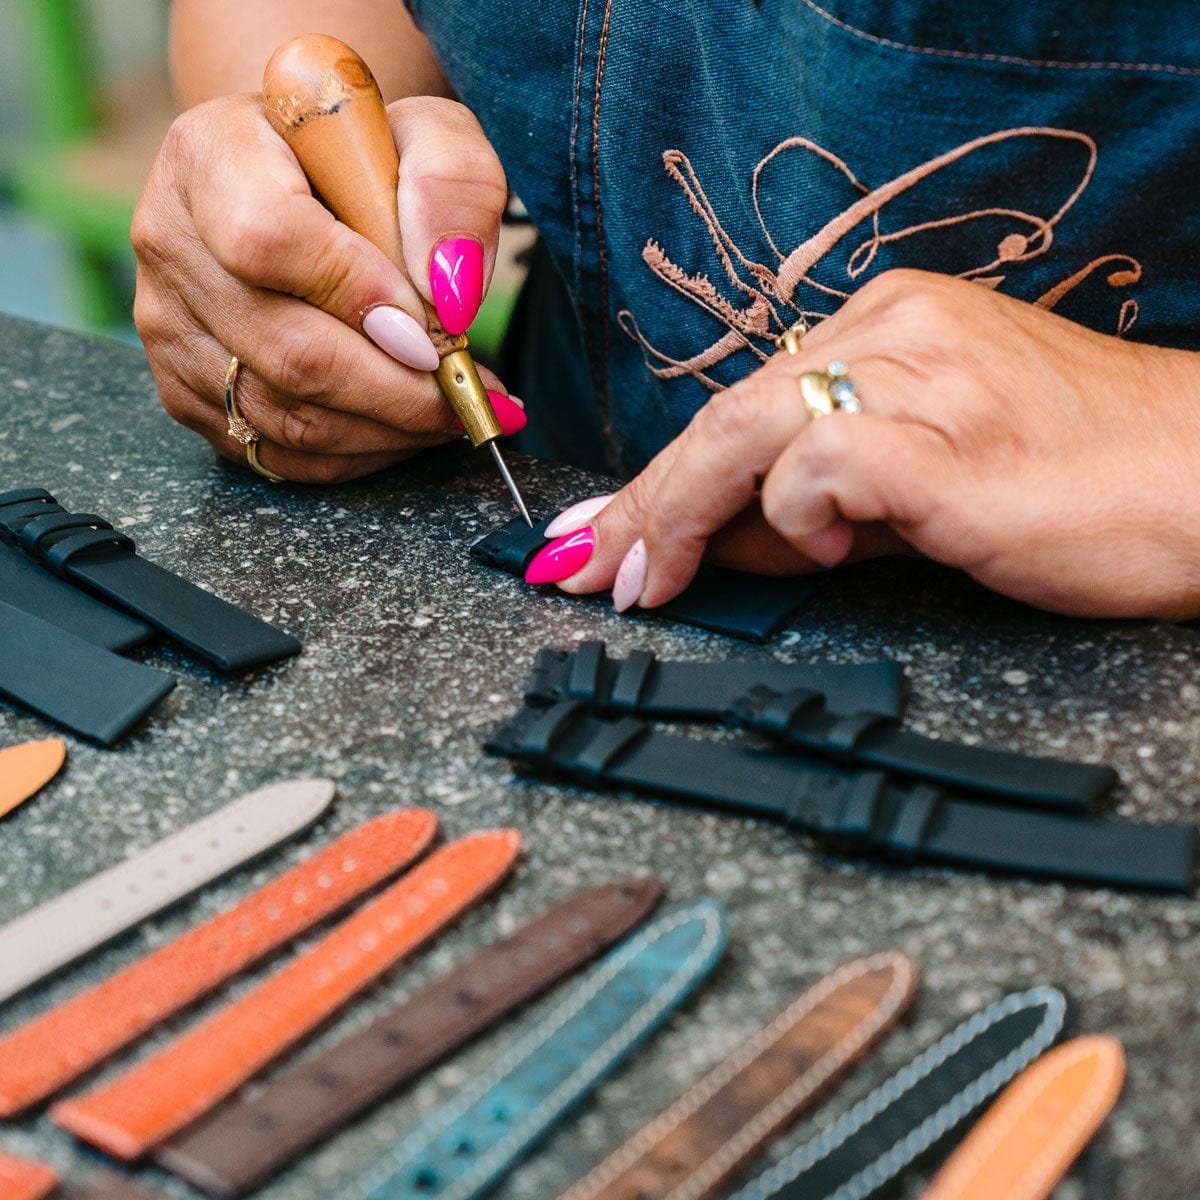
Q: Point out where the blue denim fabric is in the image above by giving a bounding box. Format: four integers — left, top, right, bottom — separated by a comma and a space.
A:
407, 0, 1200, 473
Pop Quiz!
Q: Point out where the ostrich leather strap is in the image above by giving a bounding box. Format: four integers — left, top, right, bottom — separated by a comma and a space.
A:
0, 1152, 59, 1200
0, 738, 66, 820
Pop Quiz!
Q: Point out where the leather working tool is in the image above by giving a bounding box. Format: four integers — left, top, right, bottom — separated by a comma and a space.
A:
260, 35, 532, 526
52, 829, 521, 1159
486, 701, 1197, 891
158, 876, 666, 1197
0, 488, 300, 672
350, 898, 729, 1200
0, 738, 66, 820
557, 950, 918, 1200
0, 778, 335, 1006
0, 809, 438, 1116
919, 1035, 1125, 1200
725, 987, 1067, 1200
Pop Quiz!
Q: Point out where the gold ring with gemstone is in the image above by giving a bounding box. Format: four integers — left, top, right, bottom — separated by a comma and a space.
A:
797, 360, 862, 421
774, 318, 810, 356
224, 356, 286, 483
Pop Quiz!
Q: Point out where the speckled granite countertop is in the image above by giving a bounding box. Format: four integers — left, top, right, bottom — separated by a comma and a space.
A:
0, 313, 1197, 1199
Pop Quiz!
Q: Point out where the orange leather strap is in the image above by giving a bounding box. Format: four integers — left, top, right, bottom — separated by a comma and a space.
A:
0, 1150, 59, 1200
0, 739, 66, 819
0, 809, 438, 1116
920, 1035, 1125, 1200
52, 829, 520, 1160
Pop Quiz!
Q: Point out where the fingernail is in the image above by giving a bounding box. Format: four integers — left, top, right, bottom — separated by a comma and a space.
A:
430, 237, 484, 335
454, 391, 527, 437
524, 527, 595, 585
544, 494, 615, 538
612, 538, 647, 613
363, 306, 440, 372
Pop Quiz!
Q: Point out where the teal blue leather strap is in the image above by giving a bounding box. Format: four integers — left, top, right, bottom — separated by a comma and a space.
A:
352, 898, 729, 1200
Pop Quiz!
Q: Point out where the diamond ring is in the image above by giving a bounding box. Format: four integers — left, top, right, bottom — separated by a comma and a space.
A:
796, 360, 862, 420
224, 356, 286, 483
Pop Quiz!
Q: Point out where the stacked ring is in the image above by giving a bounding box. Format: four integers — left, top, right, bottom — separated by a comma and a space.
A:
224, 357, 286, 484
798, 360, 863, 420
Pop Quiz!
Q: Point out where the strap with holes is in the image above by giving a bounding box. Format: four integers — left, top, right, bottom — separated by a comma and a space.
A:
349, 898, 729, 1200
0, 1150, 59, 1200
0, 738, 66, 820
0, 778, 335, 1006
558, 950, 919, 1200
0, 809, 437, 1116
51, 830, 520, 1160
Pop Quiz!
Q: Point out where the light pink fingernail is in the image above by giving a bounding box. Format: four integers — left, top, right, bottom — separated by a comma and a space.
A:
430, 237, 484, 335
612, 538, 647, 613
363, 306, 440, 372
525, 527, 595, 585
544, 494, 615, 538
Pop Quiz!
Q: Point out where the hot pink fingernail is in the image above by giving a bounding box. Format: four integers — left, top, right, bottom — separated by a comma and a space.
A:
544, 494, 615, 538
362, 306, 440, 372
525, 527, 595, 585
612, 538, 647, 613
430, 237, 484, 335
453, 391, 527, 437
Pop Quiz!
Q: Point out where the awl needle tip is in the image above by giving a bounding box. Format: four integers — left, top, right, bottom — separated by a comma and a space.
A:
489, 441, 533, 527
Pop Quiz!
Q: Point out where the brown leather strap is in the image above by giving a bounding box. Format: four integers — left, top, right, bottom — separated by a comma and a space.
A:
157, 876, 667, 1198
557, 949, 919, 1200
69, 1172, 162, 1200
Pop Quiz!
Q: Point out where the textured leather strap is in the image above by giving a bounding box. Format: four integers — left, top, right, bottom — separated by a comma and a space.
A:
0, 489, 300, 673
473, 518, 816, 642
0, 599, 175, 746
0, 738, 66, 820
486, 702, 1197, 892
351, 898, 729, 1200
727, 987, 1068, 1200
0, 809, 438, 1116
0, 778, 335, 1005
69, 1171, 162, 1200
920, 1035, 1124, 1200
525, 643, 903, 720
52, 830, 521, 1159
158, 876, 666, 1197
0, 1151, 59, 1200
558, 950, 918, 1200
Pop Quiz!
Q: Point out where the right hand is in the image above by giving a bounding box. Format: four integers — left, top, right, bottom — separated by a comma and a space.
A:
133, 92, 510, 483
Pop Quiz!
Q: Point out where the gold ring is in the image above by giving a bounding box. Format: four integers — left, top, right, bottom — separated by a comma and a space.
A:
774, 318, 810, 356
797, 360, 862, 421
223, 356, 286, 483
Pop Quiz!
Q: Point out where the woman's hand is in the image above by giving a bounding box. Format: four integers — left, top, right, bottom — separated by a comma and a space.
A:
546, 269, 1200, 619
133, 91, 516, 483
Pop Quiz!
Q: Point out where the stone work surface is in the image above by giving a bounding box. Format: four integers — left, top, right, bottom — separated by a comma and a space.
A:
0, 313, 1196, 1197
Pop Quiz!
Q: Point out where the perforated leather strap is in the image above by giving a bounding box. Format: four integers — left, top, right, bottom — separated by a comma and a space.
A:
0, 489, 300, 673
0, 809, 438, 1116
0, 779, 335, 1006
485, 702, 1197, 892
158, 876, 666, 1198
727, 988, 1068, 1200
524, 643, 904, 720
0, 1151, 59, 1200
351, 899, 729, 1200
0, 739, 66, 820
558, 951, 918, 1200
472, 518, 816, 643
52, 830, 521, 1160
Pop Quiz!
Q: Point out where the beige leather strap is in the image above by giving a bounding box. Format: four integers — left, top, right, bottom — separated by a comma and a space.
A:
0, 739, 66, 820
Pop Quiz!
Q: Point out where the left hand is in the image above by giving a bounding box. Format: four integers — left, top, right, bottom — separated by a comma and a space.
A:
557, 268, 1200, 619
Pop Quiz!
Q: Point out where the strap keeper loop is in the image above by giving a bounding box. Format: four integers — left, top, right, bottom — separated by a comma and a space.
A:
569, 718, 649, 785
881, 785, 942, 863
566, 641, 607, 702
41, 528, 137, 576
608, 649, 656, 712
825, 711, 894, 758
17, 511, 114, 557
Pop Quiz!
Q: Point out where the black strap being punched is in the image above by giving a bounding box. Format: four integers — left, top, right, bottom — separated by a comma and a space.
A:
525, 642, 904, 720
484, 701, 1196, 892
471, 518, 817, 643
730, 686, 1115, 813
0, 489, 300, 673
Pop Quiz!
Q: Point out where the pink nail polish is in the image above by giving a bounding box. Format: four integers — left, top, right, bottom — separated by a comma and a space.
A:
544, 494, 615, 538
430, 237, 484, 335
525, 527, 595, 585
363, 306, 440, 372
454, 391, 528, 437
612, 538, 647, 613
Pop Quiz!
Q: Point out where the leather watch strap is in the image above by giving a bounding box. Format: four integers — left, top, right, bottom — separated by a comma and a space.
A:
473, 517, 816, 643
52, 830, 521, 1159
0, 778, 335, 1005
0, 809, 438, 1116
558, 950, 918, 1200
486, 702, 1197, 892
727, 987, 1068, 1200
0, 489, 300, 673
0, 738, 66, 820
158, 876, 666, 1197
0, 1151, 59, 1200
525, 643, 904, 720
920, 1035, 1124, 1200
0, 599, 175, 746
350, 898, 729, 1200
67, 1172, 162, 1200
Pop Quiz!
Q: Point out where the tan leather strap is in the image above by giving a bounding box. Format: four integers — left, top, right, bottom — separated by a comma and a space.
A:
0, 739, 66, 820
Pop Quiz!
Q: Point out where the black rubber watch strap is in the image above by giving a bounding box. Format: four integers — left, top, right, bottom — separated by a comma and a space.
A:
0, 599, 175, 745
525, 642, 904, 720
485, 702, 1197, 892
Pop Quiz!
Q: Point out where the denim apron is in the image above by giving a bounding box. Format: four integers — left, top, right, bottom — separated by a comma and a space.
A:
405, 0, 1200, 473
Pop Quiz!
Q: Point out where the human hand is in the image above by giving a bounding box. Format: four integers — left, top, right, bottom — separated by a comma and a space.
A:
133, 91, 521, 483
533, 270, 1200, 619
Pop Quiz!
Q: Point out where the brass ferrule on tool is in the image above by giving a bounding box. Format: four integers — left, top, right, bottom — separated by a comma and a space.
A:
436, 349, 501, 448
